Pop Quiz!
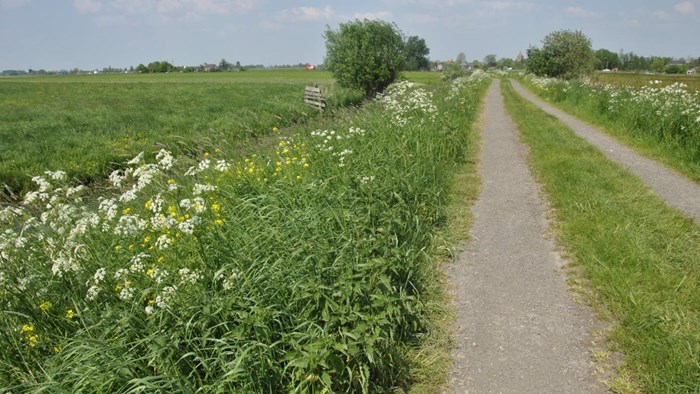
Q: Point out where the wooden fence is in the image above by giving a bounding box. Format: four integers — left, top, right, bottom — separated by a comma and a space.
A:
304, 86, 326, 112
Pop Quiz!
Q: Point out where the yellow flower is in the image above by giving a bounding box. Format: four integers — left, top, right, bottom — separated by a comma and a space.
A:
20, 325, 34, 334
204, 152, 210, 158
39, 301, 53, 312
122, 207, 132, 215
65, 309, 77, 320
303, 163, 310, 168
157, 256, 165, 264
215, 148, 221, 154
273, 127, 279, 132
144, 200, 153, 210
167, 179, 176, 185
115, 245, 122, 251
296, 176, 302, 181
53, 346, 61, 353
215, 219, 224, 226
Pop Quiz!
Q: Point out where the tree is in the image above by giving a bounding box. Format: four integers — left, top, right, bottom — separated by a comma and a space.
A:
595, 48, 620, 70
650, 58, 668, 73
455, 52, 467, 64
135, 64, 148, 73
498, 57, 514, 69
404, 35, 430, 71
324, 19, 405, 97
526, 29, 595, 79
219, 58, 232, 71
483, 54, 497, 68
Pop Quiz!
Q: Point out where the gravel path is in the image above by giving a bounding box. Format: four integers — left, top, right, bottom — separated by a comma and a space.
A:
510, 80, 700, 224
447, 82, 606, 393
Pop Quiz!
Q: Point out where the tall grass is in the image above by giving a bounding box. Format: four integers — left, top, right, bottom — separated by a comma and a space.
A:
502, 79, 700, 393
521, 74, 700, 182
0, 73, 490, 392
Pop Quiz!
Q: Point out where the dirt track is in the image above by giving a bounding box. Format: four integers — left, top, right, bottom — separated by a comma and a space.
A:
510, 79, 700, 224
447, 82, 606, 393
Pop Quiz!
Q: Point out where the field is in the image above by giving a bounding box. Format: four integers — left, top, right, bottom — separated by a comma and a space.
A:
595, 71, 700, 91
0, 70, 362, 198
0, 70, 489, 392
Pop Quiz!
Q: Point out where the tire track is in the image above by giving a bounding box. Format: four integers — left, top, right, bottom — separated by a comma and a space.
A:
447, 82, 606, 393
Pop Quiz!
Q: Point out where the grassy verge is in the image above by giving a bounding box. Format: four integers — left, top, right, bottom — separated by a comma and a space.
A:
518, 76, 700, 183
0, 75, 489, 392
501, 79, 700, 393
405, 75, 488, 393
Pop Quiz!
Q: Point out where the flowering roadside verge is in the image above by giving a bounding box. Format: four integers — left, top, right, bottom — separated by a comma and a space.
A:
0, 75, 489, 392
523, 74, 700, 177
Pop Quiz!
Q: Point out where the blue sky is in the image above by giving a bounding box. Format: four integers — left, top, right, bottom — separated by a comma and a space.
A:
1, 0, 698, 70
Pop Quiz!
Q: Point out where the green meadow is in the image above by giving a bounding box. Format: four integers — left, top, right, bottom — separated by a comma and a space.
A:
0, 70, 360, 198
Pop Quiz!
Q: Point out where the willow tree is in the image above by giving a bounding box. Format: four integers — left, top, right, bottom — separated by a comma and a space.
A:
324, 19, 405, 98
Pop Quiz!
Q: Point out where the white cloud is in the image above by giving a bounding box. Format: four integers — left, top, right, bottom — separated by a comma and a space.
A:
0, 0, 31, 8
564, 6, 601, 18
278, 6, 335, 21
351, 11, 393, 20
674, 1, 695, 13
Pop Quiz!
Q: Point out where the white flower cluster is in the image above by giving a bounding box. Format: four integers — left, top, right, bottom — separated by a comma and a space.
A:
2, 148, 224, 319
447, 69, 491, 102
309, 127, 368, 169
378, 80, 438, 127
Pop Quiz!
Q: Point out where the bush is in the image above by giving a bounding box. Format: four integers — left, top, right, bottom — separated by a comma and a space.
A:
324, 19, 405, 98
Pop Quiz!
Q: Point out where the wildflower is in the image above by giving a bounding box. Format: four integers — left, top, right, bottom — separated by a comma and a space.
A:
39, 301, 53, 312
127, 152, 144, 165
65, 309, 77, 319
178, 268, 202, 285
273, 126, 279, 132
156, 149, 174, 170
155, 234, 172, 249
193, 183, 217, 195
215, 219, 224, 226
155, 285, 177, 309
45, 170, 67, 182
86, 285, 100, 301
119, 286, 135, 300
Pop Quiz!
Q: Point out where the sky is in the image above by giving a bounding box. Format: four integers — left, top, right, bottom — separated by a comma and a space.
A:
1, 0, 699, 71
